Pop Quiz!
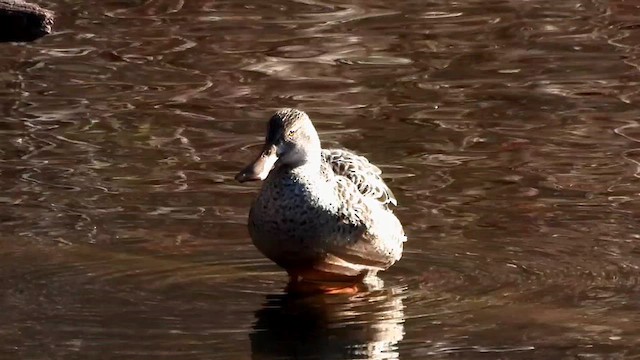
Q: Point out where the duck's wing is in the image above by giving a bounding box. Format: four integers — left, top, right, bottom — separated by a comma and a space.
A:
321, 148, 397, 207
317, 175, 405, 276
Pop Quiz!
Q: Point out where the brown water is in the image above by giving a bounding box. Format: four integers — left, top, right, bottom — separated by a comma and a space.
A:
1, 0, 640, 358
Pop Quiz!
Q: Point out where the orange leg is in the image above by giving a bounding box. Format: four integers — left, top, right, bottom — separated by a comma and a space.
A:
322, 283, 361, 295
284, 268, 366, 295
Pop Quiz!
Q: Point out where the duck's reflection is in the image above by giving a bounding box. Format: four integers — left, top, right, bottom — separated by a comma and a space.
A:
250, 286, 405, 360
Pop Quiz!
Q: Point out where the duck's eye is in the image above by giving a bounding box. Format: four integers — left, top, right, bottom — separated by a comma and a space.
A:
287, 129, 296, 136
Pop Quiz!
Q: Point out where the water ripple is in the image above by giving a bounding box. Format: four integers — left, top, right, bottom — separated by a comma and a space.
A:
1, 0, 640, 358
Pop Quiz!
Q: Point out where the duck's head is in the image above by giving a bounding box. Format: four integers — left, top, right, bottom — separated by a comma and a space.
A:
235, 108, 321, 182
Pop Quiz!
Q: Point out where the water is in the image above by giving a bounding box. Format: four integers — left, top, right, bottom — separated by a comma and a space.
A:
1, 0, 640, 358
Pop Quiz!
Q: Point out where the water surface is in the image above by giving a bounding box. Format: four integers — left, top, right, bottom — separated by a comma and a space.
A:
1, 0, 640, 358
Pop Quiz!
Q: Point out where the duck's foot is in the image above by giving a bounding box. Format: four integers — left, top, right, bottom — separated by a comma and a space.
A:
322, 283, 361, 295
284, 268, 383, 295
285, 279, 364, 295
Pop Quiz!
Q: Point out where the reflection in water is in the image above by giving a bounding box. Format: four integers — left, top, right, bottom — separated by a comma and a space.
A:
251, 288, 405, 360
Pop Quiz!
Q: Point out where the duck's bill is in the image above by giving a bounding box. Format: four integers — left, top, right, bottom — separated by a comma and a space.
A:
235, 145, 278, 183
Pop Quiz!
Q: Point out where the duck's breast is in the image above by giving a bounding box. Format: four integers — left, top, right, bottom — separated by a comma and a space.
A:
248, 172, 344, 262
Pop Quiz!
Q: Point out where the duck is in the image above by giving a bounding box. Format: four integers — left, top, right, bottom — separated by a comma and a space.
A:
235, 108, 406, 288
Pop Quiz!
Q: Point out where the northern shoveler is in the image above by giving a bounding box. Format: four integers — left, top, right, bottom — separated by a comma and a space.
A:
236, 108, 405, 289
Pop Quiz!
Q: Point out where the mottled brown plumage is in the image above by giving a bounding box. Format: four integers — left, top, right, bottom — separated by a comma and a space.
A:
236, 108, 406, 284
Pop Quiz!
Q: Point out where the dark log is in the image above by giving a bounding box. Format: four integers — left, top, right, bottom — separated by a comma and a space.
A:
0, 0, 54, 43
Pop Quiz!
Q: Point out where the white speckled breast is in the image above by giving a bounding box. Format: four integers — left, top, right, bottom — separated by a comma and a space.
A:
247, 152, 405, 277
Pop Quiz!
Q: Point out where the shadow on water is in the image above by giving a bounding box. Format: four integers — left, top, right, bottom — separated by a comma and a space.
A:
251, 287, 406, 360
